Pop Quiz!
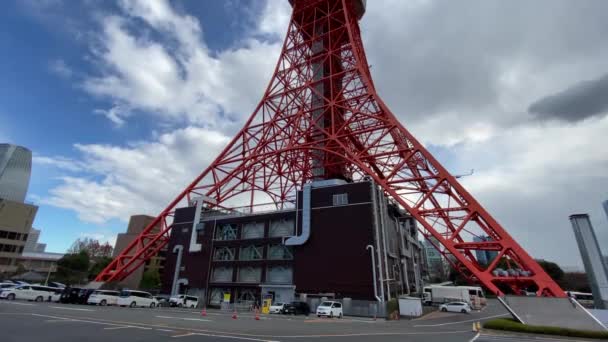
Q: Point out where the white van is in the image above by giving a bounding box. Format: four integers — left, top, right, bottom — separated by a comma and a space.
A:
169, 294, 198, 308
0, 285, 57, 302
117, 290, 158, 308
87, 290, 120, 306
315, 301, 343, 318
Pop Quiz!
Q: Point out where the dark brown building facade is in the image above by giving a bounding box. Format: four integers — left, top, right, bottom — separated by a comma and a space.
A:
161, 180, 424, 305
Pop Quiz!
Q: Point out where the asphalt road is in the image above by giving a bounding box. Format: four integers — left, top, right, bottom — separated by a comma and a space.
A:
0, 299, 579, 342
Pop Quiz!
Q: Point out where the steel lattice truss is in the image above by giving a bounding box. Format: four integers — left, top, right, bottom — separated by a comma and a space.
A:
97, 0, 565, 297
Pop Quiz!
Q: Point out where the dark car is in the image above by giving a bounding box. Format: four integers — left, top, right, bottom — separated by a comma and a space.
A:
60, 287, 83, 304
77, 289, 95, 304
283, 301, 310, 315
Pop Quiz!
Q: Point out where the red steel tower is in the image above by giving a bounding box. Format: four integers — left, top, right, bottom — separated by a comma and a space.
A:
97, 0, 565, 297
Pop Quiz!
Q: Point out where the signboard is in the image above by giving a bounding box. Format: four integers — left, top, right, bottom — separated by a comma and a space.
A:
223, 292, 231, 302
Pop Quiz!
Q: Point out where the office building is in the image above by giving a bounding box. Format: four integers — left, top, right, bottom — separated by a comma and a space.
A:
113, 215, 167, 289
0, 144, 32, 203
423, 237, 446, 281
570, 214, 608, 309
24, 228, 46, 253
603, 200, 608, 222
0, 199, 38, 274
18, 251, 64, 275
474, 235, 498, 265
160, 180, 426, 305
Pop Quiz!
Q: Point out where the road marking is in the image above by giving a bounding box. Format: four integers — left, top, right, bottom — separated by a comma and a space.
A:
172, 332, 196, 338
414, 313, 509, 327
0, 301, 34, 306
156, 315, 212, 322
156, 329, 175, 332
50, 306, 95, 312
469, 332, 480, 342
190, 333, 279, 341
45, 319, 73, 323
104, 326, 133, 330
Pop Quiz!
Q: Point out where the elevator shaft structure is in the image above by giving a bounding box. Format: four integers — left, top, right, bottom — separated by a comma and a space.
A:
96, 0, 565, 297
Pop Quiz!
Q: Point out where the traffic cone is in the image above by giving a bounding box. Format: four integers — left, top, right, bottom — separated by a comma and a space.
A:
232, 309, 238, 319
255, 308, 260, 321
201, 307, 207, 316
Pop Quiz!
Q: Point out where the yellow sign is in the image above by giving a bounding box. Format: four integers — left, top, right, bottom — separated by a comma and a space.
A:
261, 298, 272, 314
223, 293, 231, 302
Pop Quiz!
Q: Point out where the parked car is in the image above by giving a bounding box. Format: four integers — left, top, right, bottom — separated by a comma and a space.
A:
0, 284, 56, 302
155, 295, 170, 307
48, 282, 66, 289
87, 290, 120, 306
439, 301, 471, 314
169, 294, 198, 308
0, 282, 16, 290
269, 302, 286, 314
77, 288, 95, 304
117, 290, 158, 308
60, 287, 83, 304
316, 301, 343, 318
283, 301, 310, 316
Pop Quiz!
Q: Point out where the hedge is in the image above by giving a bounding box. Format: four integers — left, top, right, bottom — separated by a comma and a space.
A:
483, 318, 608, 340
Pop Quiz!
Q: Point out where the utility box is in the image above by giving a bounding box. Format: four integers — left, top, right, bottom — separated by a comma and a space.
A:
398, 296, 423, 317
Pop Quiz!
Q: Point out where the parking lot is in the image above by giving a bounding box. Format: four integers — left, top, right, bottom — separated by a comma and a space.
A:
0, 298, 538, 342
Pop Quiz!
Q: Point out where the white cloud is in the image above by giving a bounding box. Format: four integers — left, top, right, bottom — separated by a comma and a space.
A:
43, 126, 229, 223
48, 59, 73, 79
82, 0, 282, 128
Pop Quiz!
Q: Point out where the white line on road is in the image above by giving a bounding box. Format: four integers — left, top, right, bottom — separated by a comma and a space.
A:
50, 306, 95, 312
156, 315, 212, 322
0, 301, 34, 306
104, 326, 133, 330
156, 329, 175, 332
189, 333, 279, 341
469, 332, 480, 342
414, 313, 509, 327
172, 332, 196, 338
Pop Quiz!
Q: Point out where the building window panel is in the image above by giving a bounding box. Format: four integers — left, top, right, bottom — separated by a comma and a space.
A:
266, 266, 293, 284
213, 247, 235, 261
269, 219, 294, 237
237, 267, 262, 283
241, 222, 264, 239
215, 224, 238, 241
211, 267, 233, 282
268, 245, 293, 260
332, 193, 348, 206
239, 245, 263, 261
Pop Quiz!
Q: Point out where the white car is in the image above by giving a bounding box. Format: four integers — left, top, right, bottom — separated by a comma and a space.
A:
169, 294, 198, 308
0, 285, 56, 302
87, 290, 120, 306
439, 302, 471, 314
316, 301, 343, 318
117, 290, 158, 308
269, 302, 286, 314
0, 283, 16, 290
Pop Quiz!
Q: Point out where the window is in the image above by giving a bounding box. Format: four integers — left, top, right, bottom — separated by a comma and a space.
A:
239, 245, 263, 261
268, 245, 293, 260
211, 267, 233, 282
18, 246, 23, 253
332, 193, 348, 206
7, 232, 16, 240
0, 231, 7, 239
266, 266, 293, 284
241, 222, 264, 239
269, 219, 294, 237
213, 247, 235, 261
22, 234, 28, 241
332, 303, 342, 308
237, 267, 262, 283
215, 224, 238, 240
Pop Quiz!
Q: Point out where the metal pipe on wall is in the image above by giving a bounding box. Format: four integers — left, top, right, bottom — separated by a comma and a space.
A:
367, 245, 382, 302
370, 180, 385, 302
377, 187, 391, 300
171, 245, 184, 296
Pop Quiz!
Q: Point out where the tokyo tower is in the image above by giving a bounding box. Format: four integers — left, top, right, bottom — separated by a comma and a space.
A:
96, 0, 565, 297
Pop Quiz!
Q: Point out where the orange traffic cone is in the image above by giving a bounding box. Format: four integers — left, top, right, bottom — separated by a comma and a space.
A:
255, 308, 260, 321
232, 309, 238, 319
201, 307, 207, 316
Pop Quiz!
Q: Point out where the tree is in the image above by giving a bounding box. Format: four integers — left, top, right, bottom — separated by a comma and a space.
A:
139, 268, 161, 290
68, 237, 113, 259
536, 259, 565, 282
88, 256, 113, 281
54, 250, 90, 285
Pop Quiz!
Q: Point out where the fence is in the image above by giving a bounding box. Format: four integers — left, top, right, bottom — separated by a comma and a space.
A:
304, 297, 387, 318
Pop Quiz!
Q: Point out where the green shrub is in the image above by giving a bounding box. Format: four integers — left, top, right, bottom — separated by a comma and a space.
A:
386, 298, 399, 319
484, 318, 608, 340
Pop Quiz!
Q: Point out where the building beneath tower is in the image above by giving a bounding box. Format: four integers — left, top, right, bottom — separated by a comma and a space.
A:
161, 179, 425, 307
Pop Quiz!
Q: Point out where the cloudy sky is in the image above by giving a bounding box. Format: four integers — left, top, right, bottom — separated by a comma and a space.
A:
1, 0, 607, 270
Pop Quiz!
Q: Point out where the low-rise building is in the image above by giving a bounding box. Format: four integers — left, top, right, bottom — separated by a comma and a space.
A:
0, 199, 37, 274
